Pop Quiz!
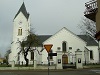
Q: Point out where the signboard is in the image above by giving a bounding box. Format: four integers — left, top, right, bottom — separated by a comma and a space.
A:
44, 44, 53, 53
78, 58, 81, 63
49, 53, 57, 56
58, 59, 61, 64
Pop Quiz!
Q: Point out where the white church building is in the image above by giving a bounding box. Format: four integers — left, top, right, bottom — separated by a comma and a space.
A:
8, 3, 99, 65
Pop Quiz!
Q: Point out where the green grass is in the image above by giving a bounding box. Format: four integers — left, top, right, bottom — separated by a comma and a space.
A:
84, 64, 100, 68
0, 64, 34, 67
0, 63, 99, 68
15, 64, 34, 67
0, 64, 11, 67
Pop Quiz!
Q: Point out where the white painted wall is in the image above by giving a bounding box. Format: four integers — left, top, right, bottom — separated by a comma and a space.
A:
87, 46, 99, 63
9, 12, 30, 64
84, 47, 90, 63
42, 27, 86, 64
9, 10, 99, 65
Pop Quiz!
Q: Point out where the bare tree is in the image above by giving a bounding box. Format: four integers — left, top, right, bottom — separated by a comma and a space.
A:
18, 32, 40, 66
78, 17, 96, 37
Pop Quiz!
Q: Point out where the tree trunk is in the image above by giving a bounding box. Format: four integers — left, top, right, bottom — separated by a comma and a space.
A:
25, 59, 29, 66
23, 43, 31, 66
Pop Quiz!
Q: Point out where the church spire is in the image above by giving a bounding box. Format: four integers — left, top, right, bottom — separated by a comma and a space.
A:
14, 2, 29, 20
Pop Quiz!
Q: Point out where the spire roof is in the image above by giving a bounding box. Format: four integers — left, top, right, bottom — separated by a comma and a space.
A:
14, 2, 29, 20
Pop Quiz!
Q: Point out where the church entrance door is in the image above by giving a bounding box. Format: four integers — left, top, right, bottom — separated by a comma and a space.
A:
62, 54, 68, 64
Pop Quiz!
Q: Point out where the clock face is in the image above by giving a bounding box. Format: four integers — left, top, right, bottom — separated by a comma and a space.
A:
19, 21, 22, 25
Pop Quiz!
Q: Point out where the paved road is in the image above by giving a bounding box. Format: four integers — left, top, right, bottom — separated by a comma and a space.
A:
0, 69, 100, 75
90, 69, 100, 74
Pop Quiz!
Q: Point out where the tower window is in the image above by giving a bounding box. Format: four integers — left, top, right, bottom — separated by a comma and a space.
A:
62, 41, 67, 52
18, 29, 22, 35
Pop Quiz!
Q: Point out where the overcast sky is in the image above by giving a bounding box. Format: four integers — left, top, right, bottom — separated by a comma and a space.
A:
0, 0, 90, 57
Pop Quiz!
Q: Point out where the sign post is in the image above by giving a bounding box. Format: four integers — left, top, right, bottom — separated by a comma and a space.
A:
44, 44, 53, 75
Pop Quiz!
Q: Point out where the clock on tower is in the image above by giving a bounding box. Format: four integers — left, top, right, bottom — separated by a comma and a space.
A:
19, 21, 22, 25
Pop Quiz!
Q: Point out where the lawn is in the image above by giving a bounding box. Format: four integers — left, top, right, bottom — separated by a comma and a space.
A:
84, 64, 100, 68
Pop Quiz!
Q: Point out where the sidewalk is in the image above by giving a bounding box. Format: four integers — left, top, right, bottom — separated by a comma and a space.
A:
0, 65, 99, 71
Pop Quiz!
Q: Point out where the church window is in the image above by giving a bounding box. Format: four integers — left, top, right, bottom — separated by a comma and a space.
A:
18, 29, 22, 35
90, 50, 93, 59
69, 47, 72, 50
62, 41, 67, 52
31, 52, 34, 60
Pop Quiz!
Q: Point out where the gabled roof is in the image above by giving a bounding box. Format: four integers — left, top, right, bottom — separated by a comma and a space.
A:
78, 35, 98, 46
43, 27, 86, 44
37, 35, 52, 44
37, 35, 98, 46
14, 2, 29, 20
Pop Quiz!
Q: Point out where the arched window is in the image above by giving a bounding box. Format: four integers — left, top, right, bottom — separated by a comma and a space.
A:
31, 52, 34, 60
18, 29, 22, 35
62, 41, 67, 52
90, 50, 93, 59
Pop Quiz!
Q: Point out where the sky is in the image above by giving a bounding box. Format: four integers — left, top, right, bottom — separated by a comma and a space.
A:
0, 0, 90, 57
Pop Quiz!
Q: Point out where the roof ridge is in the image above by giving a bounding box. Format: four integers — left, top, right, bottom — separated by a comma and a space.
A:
78, 35, 98, 46
43, 27, 86, 44
14, 2, 29, 20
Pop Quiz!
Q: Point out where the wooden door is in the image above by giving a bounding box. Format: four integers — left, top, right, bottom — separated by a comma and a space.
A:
62, 54, 68, 64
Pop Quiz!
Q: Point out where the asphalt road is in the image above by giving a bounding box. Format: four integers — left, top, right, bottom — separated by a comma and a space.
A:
0, 69, 100, 75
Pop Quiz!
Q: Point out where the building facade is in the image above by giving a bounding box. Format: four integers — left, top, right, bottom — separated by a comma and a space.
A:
9, 2, 31, 64
8, 2, 99, 65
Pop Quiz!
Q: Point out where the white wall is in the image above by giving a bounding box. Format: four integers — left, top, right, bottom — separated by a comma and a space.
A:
87, 46, 99, 63
42, 28, 86, 64
34, 47, 42, 64
9, 12, 30, 64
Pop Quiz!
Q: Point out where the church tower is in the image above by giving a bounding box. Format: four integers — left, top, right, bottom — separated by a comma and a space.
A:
9, 2, 30, 64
